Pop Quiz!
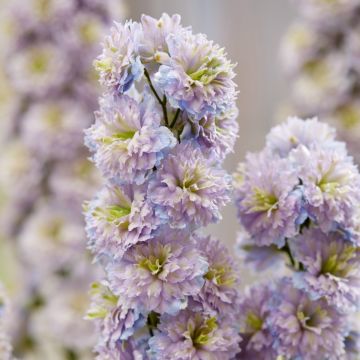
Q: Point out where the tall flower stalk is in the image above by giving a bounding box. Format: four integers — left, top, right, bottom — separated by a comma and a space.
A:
0, 0, 124, 358
281, 0, 360, 163
234, 117, 360, 359
84, 13, 242, 359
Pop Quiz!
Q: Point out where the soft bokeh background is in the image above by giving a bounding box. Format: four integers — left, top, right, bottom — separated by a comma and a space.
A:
127, 0, 297, 244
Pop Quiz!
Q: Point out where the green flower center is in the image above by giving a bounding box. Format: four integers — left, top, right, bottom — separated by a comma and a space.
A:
188, 54, 225, 85
94, 57, 113, 72
288, 27, 310, 49
336, 105, 360, 129
248, 187, 278, 213
36, 0, 51, 18
42, 218, 63, 240
303, 59, 329, 86
245, 311, 263, 332
138, 245, 171, 276
112, 131, 136, 140
101, 132, 136, 145
45, 106, 62, 126
317, 179, 339, 194
100, 114, 136, 144
29, 50, 50, 74
180, 165, 207, 192
316, 162, 346, 196
93, 205, 131, 226
205, 264, 235, 286
75, 159, 93, 177
79, 21, 100, 44
189, 316, 217, 347
296, 305, 327, 333
321, 245, 357, 277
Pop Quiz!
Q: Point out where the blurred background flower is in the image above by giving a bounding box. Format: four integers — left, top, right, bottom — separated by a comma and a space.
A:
0, 0, 125, 358
281, 0, 360, 164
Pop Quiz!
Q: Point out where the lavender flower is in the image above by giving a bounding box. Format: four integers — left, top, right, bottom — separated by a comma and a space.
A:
107, 229, 208, 314
8, 41, 71, 97
290, 53, 351, 115
269, 278, 346, 359
58, 11, 106, 53
154, 30, 237, 120
236, 230, 287, 272
85, 183, 160, 260
237, 284, 276, 359
281, 22, 329, 75
86, 282, 147, 359
138, 13, 184, 63
234, 149, 303, 247
265, 116, 343, 158
0, 140, 42, 236
21, 99, 90, 161
148, 309, 241, 359
193, 235, 241, 315
0, 139, 41, 208
149, 142, 231, 229
94, 20, 143, 93
31, 277, 97, 353
18, 201, 86, 277
291, 144, 360, 240
49, 157, 100, 211
95, 339, 148, 360
85, 93, 176, 184
9, 0, 76, 33
190, 105, 239, 160
290, 227, 360, 311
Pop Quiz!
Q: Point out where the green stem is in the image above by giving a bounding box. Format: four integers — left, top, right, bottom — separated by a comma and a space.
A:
144, 68, 169, 126
282, 239, 296, 268
147, 311, 160, 337
144, 68, 162, 104
170, 108, 181, 128
162, 95, 169, 126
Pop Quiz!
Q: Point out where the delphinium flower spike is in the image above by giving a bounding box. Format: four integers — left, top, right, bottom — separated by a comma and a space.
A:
85, 13, 242, 359
235, 117, 360, 359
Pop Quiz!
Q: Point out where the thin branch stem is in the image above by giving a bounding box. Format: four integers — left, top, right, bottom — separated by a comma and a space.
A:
162, 95, 169, 126
144, 68, 169, 126
170, 108, 181, 128
144, 68, 162, 104
282, 239, 296, 268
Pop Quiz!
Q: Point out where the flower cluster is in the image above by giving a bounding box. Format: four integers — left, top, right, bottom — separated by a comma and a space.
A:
235, 117, 360, 359
281, 0, 360, 164
85, 13, 241, 359
0, 0, 124, 358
